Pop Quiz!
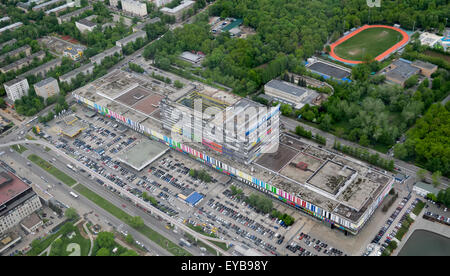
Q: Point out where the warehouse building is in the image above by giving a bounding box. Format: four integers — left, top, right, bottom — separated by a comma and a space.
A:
0, 167, 42, 235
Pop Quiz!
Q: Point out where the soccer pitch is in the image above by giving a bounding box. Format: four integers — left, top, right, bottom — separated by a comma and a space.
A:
331, 26, 407, 63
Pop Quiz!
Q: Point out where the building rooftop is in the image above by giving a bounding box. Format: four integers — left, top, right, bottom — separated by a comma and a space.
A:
117, 138, 169, 171
77, 18, 97, 28
180, 51, 203, 63
60, 63, 94, 80
0, 170, 30, 206
1, 50, 45, 72
116, 30, 147, 45
161, 0, 195, 13
18, 58, 62, 78
58, 5, 92, 21
0, 22, 23, 33
20, 213, 41, 230
412, 60, 438, 70
265, 80, 308, 97
414, 181, 441, 195
4, 77, 27, 87
34, 77, 57, 88
45, 1, 75, 14
385, 59, 420, 83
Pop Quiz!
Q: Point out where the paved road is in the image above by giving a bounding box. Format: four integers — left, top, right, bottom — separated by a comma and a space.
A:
3, 147, 172, 256
281, 116, 449, 188
0, 139, 232, 256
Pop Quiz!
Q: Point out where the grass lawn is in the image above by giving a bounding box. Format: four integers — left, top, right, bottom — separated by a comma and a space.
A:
73, 184, 192, 256
49, 227, 91, 256
27, 154, 76, 186
412, 200, 426, 216
334, 27, 403, 61
11, 144, 27, 154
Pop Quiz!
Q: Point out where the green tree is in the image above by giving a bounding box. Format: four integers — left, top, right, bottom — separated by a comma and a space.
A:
64, 207, 79, 221
432, 171, 442, 188
125, 234, 134, 245
96, 247, 110, 256
416, 169, 427, 182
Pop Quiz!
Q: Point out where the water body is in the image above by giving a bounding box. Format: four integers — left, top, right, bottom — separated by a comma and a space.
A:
398, 229, 450, 256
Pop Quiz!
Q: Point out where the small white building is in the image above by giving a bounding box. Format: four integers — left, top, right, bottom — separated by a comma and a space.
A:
3, 78, 29, 102
264, 79, 310, 109
413, 181, 441, 197
34, 77, 60, 99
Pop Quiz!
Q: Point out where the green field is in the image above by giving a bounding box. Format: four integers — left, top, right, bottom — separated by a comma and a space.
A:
11, 144, 27, 154
27, 154, 77, 186
334, 27, 403, 61
49, 226, 91, 256
73, 184, 192, 256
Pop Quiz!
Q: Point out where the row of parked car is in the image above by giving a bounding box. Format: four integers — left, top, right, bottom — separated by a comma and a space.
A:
424, 211, 450, 226
372, 194, 411, 245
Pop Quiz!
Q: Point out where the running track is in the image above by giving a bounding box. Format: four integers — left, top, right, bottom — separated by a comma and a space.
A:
329, 25, 409, 65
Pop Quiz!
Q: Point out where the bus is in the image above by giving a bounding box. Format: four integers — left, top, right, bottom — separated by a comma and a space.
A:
69, 192, 79, 199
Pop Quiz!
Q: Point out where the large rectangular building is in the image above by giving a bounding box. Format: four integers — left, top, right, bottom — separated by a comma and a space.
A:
57, 5, 93, 24
72, 69, 393, 235
121, 0, 147, 17
59, 63, 94, 84
115, 31, 147, 48
90, 46, 122, 65
0, 45, 31, 63
17, 58, 62, 79
3, 78, 29, 102
0, 168, 42, 235
34, 77, 60, 99
264, 79, 311, 109
0, 50, 46, 74
160, 0, 195, 22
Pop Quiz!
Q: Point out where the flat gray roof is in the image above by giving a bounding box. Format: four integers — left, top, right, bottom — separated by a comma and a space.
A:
77, 18, 97, 27
117, 138, 169, 171
386, 59, 420, 82
34, 77, 57, 87
265, 79, 307, 97
412, 60, 437, 70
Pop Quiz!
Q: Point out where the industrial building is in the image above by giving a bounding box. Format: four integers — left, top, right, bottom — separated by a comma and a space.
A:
160, 0, 195, 22
115, 30, 147, 48
72, 69, 394, 235
90, 46, 122, 65
0, 167, 42, 235
121, 0, 148, 17
3, 78, 29, 102
33, 77, 60, 99
75, 18, 97, 33
59, 63, 94, 84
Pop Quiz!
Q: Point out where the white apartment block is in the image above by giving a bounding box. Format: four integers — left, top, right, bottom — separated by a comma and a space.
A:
3, 78, 29, 102
121, 0, 147, 17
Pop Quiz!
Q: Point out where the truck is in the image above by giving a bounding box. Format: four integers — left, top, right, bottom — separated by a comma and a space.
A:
67, 164, 77, 172
69, 192, 79, 199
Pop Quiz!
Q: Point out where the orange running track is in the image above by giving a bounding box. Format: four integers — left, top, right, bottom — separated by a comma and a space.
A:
329, 25, 409, 65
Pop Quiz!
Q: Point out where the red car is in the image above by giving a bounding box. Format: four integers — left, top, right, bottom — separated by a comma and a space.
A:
122, 204, 126, 208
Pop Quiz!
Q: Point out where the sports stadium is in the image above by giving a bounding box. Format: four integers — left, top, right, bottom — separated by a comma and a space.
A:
330, 25, 409, 64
